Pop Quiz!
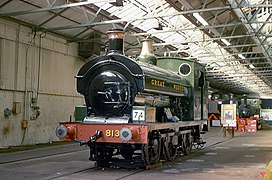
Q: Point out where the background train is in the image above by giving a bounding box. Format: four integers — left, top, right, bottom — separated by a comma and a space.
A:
237, 96, 262, 130
56, 29, 208, 168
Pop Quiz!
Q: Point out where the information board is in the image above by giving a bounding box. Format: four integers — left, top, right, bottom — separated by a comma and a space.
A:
221, 104, 236, 127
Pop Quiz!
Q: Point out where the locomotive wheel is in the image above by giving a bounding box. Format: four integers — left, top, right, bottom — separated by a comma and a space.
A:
182, 134, 192, 155
95, 145, 113, 167
164, 139, 177, 161
142, 132, 161, 165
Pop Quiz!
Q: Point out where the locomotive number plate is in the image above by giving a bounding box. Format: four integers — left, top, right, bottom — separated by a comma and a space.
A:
132, 110, 145, 121
105, 129, 120, 137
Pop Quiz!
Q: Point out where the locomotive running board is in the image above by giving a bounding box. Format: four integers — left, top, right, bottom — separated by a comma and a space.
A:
146, 120, 205, 131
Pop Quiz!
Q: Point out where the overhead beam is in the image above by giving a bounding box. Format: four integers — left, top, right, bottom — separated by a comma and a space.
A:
0, 0, 115, 16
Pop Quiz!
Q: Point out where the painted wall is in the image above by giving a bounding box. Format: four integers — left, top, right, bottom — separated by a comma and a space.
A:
0, 19, 86, 147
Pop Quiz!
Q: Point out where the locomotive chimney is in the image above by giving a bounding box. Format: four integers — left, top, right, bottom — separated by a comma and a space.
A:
138, 39, 157, 65
106, 28, 125, 55
242, 94, 247, 105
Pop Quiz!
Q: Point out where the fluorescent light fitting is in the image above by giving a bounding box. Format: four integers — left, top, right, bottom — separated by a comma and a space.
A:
193, 13, 209, 26
238, 54, 246, 59
249, 64, 255, 68
221, 39, 231, 46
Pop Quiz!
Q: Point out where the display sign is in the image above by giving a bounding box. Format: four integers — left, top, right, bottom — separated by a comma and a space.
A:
247, 120, 257, 132
132, 106, 145, 121
221, 104, 236, 127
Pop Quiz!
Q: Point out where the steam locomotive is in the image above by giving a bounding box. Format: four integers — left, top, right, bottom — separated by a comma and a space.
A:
56, 29, 208, 168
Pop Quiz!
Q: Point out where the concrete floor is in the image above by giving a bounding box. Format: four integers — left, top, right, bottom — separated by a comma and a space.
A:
0, 127, 270, 180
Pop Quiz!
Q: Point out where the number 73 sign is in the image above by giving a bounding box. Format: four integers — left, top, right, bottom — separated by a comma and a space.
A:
132, 106, 146, 122
132, 106, 156, 123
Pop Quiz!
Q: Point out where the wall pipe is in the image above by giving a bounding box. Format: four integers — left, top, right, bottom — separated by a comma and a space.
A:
13, 24, 20, 102
24, 30, 36, 121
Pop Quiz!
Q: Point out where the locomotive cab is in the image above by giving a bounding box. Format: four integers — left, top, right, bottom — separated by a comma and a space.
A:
157, 57, 208, 121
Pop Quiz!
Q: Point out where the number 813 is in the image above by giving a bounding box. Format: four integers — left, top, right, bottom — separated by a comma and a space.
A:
105, 129, 120, 137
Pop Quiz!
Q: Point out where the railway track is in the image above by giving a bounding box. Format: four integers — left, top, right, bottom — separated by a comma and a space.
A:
46, 166, 99, 180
